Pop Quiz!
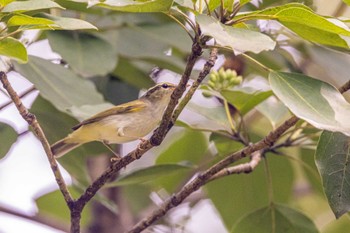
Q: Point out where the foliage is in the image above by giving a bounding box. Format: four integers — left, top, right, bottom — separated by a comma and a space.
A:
2, 0, 350, 232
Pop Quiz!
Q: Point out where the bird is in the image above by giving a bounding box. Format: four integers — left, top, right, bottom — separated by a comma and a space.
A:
51, 82, 177, 158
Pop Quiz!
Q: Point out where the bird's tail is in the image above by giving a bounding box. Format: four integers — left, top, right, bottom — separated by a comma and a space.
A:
51, 137, 80, 158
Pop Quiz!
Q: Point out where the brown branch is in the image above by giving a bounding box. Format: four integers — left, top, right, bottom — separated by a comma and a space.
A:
0, 72, 74, 204
0, 205, 69, 232
128, 77, 350, 232
127, 115, 299, 233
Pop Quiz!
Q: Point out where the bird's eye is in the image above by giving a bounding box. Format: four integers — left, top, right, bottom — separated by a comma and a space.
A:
162, 83, 169, 89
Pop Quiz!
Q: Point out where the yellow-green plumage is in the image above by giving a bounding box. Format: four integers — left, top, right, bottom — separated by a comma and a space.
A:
51, 82, 176, 158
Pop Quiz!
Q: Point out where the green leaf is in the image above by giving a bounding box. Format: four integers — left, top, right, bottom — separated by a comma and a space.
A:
221, 89, 273, 115
92, 0, 173, 12
14, 56, 104, 114
269, 71, 350, 136
112, 57, 154, 89
2, 0, 64, 12
47, 31, 116, 78
101, 26, 186, 73
236, 3, 350, 48
315, 131, 350, 218
343, 0, 350, 6
210, 132, 244, 156
232, 203, 319, 233
196, 15, 276, 54
0, 37, 27, 62
7, 14, 55, 27
0, 122, 17, 159
155, 129, 208, 192
108, 164, 192, 187
0, 0, 14, 7
206, 155, 294, 230
41, 13, 97, 30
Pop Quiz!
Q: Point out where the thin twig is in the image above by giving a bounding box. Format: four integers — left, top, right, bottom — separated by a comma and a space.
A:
0, 205, 69, 232
208, 150, 262, 181
0, 72, 74, 205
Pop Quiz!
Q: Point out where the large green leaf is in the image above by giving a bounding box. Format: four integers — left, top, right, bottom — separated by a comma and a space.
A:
232, 203, 319, 233
269, 71, 350, 136
107, 164, 192, 187
41, 13, 97, 30
7, 14, 55, 27
315, 131, 350, 218
91, 0, 173, 12
14, 56, 104, 114
0, 37, 27, 62
221, 88, 273, 115
47, 31, 116, 78
2, 0, 64, 12
0, 122, 17, 159
196, 15, 276, 54
206, 155, 294, 230
236, 3, 350, 48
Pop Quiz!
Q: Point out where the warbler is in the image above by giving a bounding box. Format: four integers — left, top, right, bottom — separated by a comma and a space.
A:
51, 82, 177, 158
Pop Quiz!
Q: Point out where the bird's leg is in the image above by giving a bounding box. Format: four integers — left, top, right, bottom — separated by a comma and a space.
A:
102, 141, 121, 161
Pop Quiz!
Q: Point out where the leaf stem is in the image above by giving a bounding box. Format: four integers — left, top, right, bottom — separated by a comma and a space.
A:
242, 53, 272, 72
224, 99, 236, 133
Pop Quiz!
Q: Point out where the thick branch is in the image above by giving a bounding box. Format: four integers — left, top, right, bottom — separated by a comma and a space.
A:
0, 72, 73, 205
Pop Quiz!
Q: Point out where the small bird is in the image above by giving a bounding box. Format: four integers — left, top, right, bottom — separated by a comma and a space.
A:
51, 82, 177, 158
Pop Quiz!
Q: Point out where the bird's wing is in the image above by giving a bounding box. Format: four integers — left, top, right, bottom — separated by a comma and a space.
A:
72, 100, 147, 130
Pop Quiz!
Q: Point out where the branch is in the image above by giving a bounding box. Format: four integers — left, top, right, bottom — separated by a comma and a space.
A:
128, 77, 350, 232
208, 150, 263, 181
0, 72, 73, 205
0, 205, 69, 232
73, 38, 211, 218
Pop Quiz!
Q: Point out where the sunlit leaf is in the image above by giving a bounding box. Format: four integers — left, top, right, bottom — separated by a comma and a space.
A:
233, 203, 319, 233
47, 31, 116, 78
257, 96, 290, 128
269, 71, 350, 136
196, 15, 276, 54
2, 0, 64, 12
315, 131, 350, 218
41, 13, 97, 30
7, 14, 55, 27
236, 3, 350, 48
14, 56, 104, 114
0, 37, 27, 62
0, 122, 17, 159
91, 0, 173, 12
